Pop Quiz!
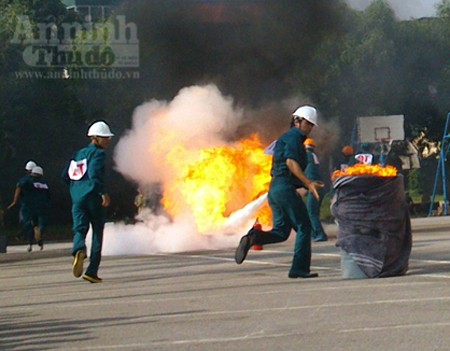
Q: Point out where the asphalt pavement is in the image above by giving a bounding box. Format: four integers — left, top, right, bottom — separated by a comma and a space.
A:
1, 216, 450, 351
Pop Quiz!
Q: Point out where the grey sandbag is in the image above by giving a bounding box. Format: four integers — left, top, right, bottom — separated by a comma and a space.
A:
332, 175, 412, 278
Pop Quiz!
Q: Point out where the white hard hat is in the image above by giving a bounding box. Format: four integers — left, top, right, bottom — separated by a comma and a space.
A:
25, 160, 37, 171
87, 121, 114, 137
293, 105, 319, 126
31, 166, 44, 176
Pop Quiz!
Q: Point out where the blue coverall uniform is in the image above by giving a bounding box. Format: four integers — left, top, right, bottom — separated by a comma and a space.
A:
253, 127, 314, 276
62, 143, 107, 278
18, 175, 50, 246
305, 148, 328, 241
17, 174, 32, 226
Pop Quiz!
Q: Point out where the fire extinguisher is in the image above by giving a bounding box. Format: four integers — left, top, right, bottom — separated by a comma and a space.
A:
252, 218, 263, 251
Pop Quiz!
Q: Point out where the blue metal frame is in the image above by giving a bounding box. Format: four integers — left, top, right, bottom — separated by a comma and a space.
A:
429, 112, 450, 216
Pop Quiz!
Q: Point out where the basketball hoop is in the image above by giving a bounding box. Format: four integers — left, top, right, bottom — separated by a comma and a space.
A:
374, 127, 391, 143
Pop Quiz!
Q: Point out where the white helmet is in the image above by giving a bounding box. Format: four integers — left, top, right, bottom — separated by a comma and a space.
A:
293, 105, 318, 126
25, 160, 37, 171
87, 121, 114, 137
31, 166, 44, 176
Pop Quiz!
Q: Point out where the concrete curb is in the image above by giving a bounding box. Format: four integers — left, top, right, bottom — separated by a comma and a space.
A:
0, 248, 71, 263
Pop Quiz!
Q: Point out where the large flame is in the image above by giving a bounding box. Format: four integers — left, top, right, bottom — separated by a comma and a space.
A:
332, 163, 398, 181
160, 134, 272, 234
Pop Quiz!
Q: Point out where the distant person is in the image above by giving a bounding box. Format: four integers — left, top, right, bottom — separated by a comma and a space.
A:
8, 166, 49, 251
25, 166, 50, 251
7, 161, 37, 243
304, 138, 328, 242
11, 161, 37, 231
62, 121, 114, 284
334, 145, 355, 172
354, 143, 375, 165
234, 105, 323, 278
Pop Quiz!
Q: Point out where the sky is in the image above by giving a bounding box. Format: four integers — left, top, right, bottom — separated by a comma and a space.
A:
345, 0, 441, 20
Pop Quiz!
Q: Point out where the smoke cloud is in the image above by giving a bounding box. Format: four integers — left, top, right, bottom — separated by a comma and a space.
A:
101, 85, 264, 255
114, 84, 243, 186
97, 84, 337, 256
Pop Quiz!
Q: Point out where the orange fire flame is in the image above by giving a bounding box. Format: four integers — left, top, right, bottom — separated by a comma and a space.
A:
332, 163, 398, 181
161, 134, 272, 234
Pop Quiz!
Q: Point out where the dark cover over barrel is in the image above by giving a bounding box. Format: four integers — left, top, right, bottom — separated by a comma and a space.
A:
332, 175, 412, 278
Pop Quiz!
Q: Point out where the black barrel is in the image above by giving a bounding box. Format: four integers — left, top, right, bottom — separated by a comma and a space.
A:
332, 175, 412, 278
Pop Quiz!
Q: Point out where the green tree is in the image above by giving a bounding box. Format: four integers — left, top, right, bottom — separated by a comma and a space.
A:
291, 0, 400, 141
437, 0, 450, 17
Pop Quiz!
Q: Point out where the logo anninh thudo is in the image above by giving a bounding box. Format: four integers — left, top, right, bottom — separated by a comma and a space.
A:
11, 15, 139, 68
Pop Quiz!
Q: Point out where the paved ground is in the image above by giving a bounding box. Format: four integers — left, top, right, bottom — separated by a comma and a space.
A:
1, 217, 450, 351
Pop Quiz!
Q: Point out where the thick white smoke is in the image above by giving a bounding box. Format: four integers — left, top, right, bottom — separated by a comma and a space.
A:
94, 84, 337, 256
114, 84, 243, 186
99, 84, 263, 255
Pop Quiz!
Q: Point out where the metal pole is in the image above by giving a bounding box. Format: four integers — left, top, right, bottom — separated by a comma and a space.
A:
429, 112, 450, 216
443, 141, 450, 215
428, 112, 450, 217
429, 155, 442, 216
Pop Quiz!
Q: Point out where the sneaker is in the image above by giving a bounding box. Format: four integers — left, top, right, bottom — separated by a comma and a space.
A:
38, 241, 44, 251
234, 229, 256, 264
82, 274, 103, 283
72, 250, 86, 278
27, 245, 32, 252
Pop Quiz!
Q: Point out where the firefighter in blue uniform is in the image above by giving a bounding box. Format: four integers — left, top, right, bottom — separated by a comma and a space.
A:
304, 138, 328, 242
235, 105, 323, 278
8, 165, 49, 251
62, 121, 114, 283
8, 161, 37, 240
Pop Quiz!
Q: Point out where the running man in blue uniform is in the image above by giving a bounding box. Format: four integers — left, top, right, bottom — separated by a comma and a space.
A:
8, 161, 37, 241
8, 165, 49, 251
235, 105, 323, 278
62, 121, 114, 283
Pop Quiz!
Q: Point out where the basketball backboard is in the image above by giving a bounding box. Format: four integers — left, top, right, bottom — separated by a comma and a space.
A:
357, 115, 404, 143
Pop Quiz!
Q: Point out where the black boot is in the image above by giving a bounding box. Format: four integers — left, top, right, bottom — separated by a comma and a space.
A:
234, 228, 257, 264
